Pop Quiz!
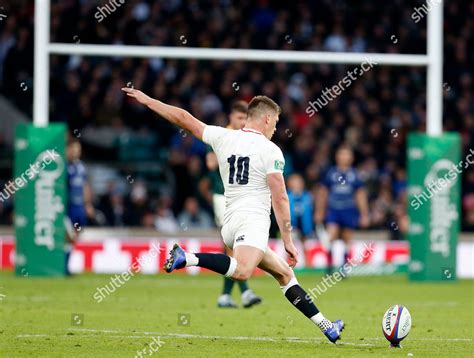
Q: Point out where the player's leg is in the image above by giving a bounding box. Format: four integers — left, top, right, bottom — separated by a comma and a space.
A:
164, 243, 263, 283
326, 223, 339, 275
212, 200, 262, 307
229, 245, 265, 281
339, 208, 358, 276
64, 212, 82, 276
216, 253, 263, 308
64, 217, 74, 276
224, 246, 262, 308
340, 227, 353, 276
164, 235, 344, 342
218, 245, 238, 307
164, 245, 238, 276
164, 213, 261, 278
213, 195, 238, 307
219, 247, 262, 307
258, 247, 344, 343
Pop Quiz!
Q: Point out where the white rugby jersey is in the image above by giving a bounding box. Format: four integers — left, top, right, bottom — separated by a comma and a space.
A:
203, 125, 285, 224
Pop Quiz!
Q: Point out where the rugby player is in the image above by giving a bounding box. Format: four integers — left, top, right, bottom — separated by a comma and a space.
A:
206, 100, 262, 308
315, 144, 370, 276
122, 87, 344, 343
64, 139, 94, 275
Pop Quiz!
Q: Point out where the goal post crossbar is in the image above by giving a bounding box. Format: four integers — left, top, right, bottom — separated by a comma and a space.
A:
47, 43, 429, 66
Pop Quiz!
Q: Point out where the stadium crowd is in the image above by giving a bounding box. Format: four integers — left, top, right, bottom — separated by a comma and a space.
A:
0, 1, 473, 233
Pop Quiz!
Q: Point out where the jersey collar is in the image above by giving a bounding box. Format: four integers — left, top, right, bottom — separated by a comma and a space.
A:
241, 128, 264, 135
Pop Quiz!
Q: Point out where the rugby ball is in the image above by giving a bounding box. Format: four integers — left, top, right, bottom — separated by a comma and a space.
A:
382, 305, 411, 346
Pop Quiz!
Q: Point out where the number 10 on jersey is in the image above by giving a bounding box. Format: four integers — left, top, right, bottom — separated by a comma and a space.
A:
227, 155, 250, 185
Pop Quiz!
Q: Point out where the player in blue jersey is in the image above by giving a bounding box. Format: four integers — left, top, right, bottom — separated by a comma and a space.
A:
315, 145, 369, 275
64, 139, 94, 275
287, 174, 314, 242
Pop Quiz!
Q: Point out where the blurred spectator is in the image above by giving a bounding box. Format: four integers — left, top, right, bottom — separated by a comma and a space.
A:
98, 181, 125, 226
124, 180, 149, 226
177, 197, 213, 230
370, 187, 393, 229
287, 174, 314, 240
154, 196, 179, 233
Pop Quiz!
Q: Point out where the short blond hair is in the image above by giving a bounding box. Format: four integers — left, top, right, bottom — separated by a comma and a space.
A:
247, 95, 281, 120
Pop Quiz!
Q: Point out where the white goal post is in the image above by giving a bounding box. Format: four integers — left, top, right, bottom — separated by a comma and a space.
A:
34, 0, 443, 136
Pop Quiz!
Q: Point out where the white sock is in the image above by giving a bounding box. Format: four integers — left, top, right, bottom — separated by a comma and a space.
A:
280, 277, 298, 294
310, 312, 332, 331
224, 257, 237, 277
185, 252, 199, 267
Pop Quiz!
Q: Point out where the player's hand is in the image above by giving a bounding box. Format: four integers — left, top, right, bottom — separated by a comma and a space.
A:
121, 87, 152, 106
359, 214, 370, 228
284, 241, 298, 268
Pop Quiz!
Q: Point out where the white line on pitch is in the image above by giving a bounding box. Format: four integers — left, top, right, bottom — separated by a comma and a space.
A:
16, 332, 374, 347
16, 334, 50, 337
363, 337, 472, 342
16, 335, 156, 339
67, 328, 472, 343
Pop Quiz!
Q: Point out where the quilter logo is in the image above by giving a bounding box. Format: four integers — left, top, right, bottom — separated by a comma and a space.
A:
33, 150, 65, 250
425, 160, 458, 258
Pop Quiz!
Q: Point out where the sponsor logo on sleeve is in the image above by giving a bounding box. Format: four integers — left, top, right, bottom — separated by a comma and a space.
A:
274, 160, 285, 171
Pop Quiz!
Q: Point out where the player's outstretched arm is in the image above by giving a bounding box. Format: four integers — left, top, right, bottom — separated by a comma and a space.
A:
121, 87, 205, 140
267, 172, 298, 267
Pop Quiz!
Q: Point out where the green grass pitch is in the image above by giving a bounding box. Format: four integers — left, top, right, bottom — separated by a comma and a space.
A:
0, 271, 472, 357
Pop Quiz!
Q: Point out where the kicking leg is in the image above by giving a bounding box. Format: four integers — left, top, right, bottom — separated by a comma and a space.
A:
258, 248, 344, 343
164, 244, 263, 282
164, 243, 238, 277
